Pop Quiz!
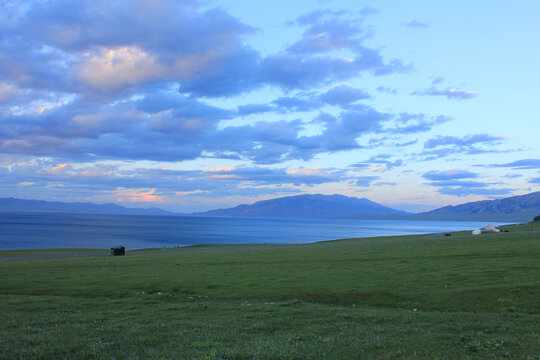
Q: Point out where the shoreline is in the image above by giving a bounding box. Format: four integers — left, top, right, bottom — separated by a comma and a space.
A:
0, 222, 522, 258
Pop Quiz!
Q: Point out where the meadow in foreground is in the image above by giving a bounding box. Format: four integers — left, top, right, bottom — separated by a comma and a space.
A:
0, 222, 539, 359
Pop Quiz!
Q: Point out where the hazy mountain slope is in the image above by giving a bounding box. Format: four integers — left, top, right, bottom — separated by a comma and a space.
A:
194, 194, 409, 219
0, 198, 174, 216
416, 191, 540, 222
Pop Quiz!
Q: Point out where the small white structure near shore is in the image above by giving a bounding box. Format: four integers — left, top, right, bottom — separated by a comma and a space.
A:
472, 224, 501, 235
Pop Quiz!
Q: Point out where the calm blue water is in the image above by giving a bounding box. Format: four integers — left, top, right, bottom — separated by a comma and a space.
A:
0, 212, 509, 250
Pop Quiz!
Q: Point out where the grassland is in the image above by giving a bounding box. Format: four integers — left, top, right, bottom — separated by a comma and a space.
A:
0, 222, 539, 359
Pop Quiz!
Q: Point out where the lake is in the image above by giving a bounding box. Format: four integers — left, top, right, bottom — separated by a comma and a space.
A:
0, 212, 509, 250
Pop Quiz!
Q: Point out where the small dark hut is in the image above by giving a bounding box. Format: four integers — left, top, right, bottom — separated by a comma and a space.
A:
110, 246, 126, 256
534, 215, 540, 222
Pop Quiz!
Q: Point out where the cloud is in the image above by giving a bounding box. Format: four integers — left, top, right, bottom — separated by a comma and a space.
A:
237, 104, 274, 116
1, 1, 404, 101
429, 180, 494, 188
437, 187, 515, 197
487, 159, 540, 169
359, 7, 379, 16
77, 46, 161, 94
259, 51, 380, 90
270, 12, 409, 89
320, 83, 370, 105
413, 87, 479, 100
0, 157, 353, 205
288, 17, 362, 54
356, 154, 404, 171
530, 177, 540, 184
423, 169, 478, 181
405, 20, 429, 28
295, 10, 347, 26
422, 168, 515, 197
0, 82, 22, 103
1, 0, 476, 211
0, 2, 416, 166
309, 105, 392, 154
424, 134, 503, 149
373, 181, 397, 186
503, 174, 522, 179
376, 86, 397, 94
354, 176, 379, 187
113, 188, 165, 204
388, 113, 451, 135
272, 96, 321, 112
0, 1, 260, 98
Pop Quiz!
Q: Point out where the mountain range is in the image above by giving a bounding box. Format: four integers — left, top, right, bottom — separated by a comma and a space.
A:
0, 197, 173, 216
193, 194, 408, 219
415, 191, 540, 222
1, 191, 539, 222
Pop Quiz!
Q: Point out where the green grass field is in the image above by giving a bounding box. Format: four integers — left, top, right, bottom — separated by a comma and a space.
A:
1, 222, 539, 359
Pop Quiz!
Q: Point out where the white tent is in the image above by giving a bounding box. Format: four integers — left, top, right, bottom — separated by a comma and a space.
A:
484, 224, 501, 233
472, 224, 501, 235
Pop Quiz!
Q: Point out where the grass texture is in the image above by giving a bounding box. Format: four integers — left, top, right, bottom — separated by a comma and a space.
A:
0, 222, 539, 359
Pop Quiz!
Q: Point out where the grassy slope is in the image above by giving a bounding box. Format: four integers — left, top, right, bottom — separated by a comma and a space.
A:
0, 222, 539, 359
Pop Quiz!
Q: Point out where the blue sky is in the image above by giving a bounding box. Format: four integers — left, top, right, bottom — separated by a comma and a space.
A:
0, 0, 538, 212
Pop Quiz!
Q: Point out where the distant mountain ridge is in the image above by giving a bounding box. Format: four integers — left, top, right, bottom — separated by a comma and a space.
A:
416, 191, 540, 222
194, 194, 409, 219
1, 191, 538, 222
0, 197, 174, 216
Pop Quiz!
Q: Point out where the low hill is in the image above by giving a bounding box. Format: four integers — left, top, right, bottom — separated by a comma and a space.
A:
194, 194, 409, 219
416, 191, 540, 222
0, 197, 174, 216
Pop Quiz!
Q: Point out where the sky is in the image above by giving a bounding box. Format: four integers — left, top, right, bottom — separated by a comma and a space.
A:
0, 0, 539, 213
